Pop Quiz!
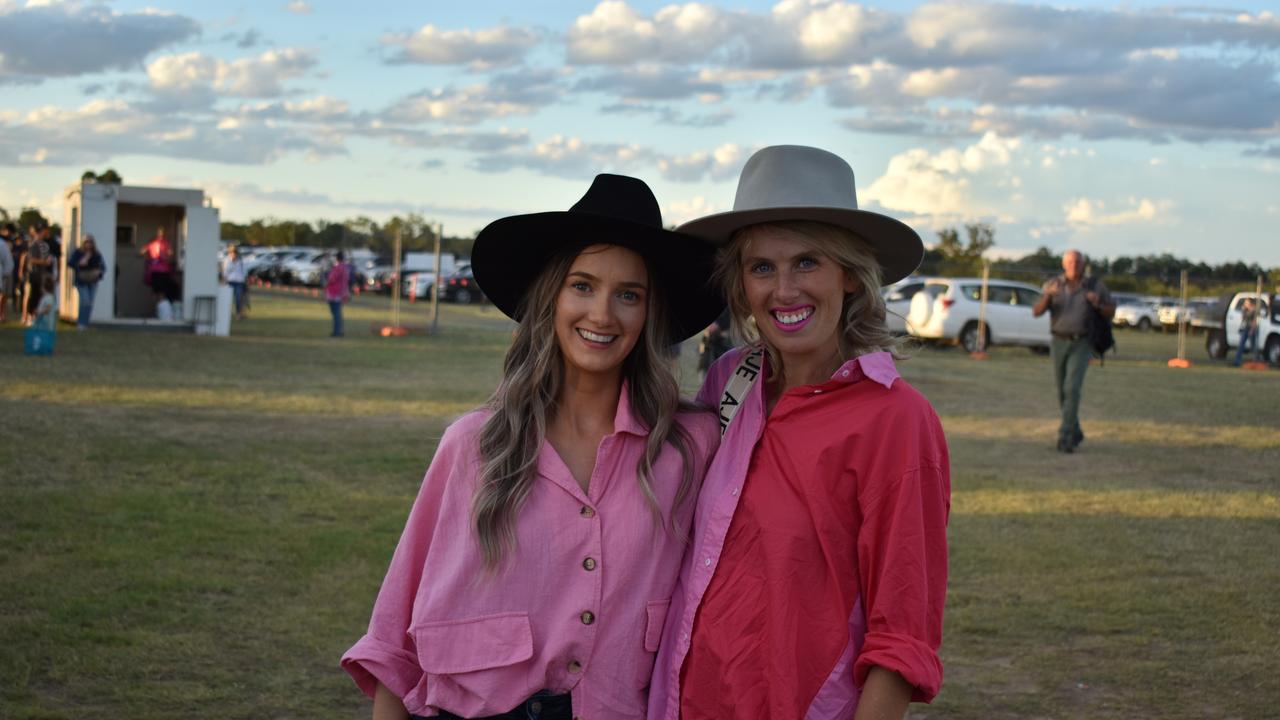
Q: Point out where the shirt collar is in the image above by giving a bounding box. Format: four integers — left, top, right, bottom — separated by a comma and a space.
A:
829, 351, 899, 389
611, 379, 649, 436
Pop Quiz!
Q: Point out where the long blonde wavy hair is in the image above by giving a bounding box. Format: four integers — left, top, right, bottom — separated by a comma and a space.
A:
713, 220, 906, 381
472, 243, 699, 569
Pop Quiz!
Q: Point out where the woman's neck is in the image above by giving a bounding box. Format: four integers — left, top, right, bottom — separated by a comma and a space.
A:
777, 346, 845, 392
553, 370, 622, 437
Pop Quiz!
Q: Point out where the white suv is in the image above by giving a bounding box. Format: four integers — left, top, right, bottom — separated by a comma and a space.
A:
1113, 300, 1159, 331
907, 278, 1051, 352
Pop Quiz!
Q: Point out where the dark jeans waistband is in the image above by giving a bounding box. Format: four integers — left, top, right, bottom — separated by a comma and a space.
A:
413, 690, 571, 720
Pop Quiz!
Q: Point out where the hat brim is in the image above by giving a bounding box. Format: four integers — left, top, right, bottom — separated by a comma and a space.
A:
677, 206, 923, 285
472, 211, 724, 343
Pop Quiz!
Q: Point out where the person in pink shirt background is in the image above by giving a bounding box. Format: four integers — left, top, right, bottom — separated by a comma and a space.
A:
341, 174, 724, 720
649, 146, 951, 720
325, 250, 351, 337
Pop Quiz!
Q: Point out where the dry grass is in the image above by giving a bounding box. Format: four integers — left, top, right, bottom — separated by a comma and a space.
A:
1, 297, 1276, 720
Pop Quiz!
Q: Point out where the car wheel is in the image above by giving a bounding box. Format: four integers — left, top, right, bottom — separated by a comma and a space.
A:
960, 322, 990, 353
1266, 335, 1280, 367
1137, 317, 1152, 331
1205, 329, 1227, 360
456, 287, 473, 304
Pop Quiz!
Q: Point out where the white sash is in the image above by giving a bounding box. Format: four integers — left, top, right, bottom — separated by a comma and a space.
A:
717, 346, 765, 437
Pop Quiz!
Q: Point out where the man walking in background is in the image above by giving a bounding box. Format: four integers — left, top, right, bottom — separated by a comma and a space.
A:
1033, 250, 1115, 453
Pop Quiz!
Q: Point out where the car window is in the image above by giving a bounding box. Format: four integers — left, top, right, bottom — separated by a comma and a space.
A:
1013, 288, 1040, 306
960, 284, 981, 301
987, 285, 1017, 305
885, 282, 925, 302
923, 282, 949, 299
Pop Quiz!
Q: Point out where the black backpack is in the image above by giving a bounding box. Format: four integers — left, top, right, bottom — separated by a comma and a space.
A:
1084, 277, 1115, 362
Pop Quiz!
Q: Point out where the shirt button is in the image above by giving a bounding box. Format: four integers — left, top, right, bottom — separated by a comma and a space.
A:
581, 610, 596, 625
568, 660, 582, 673
730, 487, 738, 496
580, 506, 595, 518
842, 370, 850, 377
583, 557, 597, 571
530, 700, 543, 714
704, 557, 711, 567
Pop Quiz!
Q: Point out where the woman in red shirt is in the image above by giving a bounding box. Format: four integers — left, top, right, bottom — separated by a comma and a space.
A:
648, 146, 951, 720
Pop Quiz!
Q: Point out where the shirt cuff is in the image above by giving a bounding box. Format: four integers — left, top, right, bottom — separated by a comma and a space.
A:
341, 634, 423, 701
853, 631, 944, 703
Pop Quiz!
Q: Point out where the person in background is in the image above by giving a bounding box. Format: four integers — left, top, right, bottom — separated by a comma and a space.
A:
68, 234, 105, 330
32, 273, 57, 331
325, 250, 351, 338
0, 229, 13, 323
696, 307, 733, 378
1032, 250, 1115, 454
222, 244, 248, 320
140, 226, 177, 310
5, 223, 27, 313
21, 224, 52, 325
1232, 297, 1260, 367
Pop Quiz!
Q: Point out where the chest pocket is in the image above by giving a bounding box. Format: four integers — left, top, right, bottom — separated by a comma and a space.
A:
413, 612, 534, 674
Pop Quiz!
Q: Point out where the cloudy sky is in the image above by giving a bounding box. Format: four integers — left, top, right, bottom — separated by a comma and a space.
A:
2, 0, 1278, 265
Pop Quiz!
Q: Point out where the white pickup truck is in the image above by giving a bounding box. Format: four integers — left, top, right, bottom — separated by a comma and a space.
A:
1204, 292, 1280, 365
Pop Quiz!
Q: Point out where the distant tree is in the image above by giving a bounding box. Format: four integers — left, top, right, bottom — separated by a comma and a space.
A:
81, 170, 97, 182
98, 168, 123, 184
0, 206, 8, 221
934, 222, 995, 276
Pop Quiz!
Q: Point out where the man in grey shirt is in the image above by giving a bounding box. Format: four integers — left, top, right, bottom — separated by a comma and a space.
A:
1033, 250, 1115, 453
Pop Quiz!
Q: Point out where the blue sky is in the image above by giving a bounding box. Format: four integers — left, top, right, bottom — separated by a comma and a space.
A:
2, 0, 1278, 265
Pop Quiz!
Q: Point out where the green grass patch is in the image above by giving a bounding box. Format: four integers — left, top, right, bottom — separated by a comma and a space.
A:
1, 293, 1277, 719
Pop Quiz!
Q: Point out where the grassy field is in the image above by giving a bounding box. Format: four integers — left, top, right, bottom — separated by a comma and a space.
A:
1, 290, 1277, 720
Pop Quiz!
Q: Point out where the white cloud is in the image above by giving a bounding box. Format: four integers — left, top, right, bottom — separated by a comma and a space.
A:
567, 1, 734, 64
665, 195, 724, 226
147, 49, 317, 100
657, 143, 749, 182
1064, 197, 1173, 227
472, 134, 654, 177
0, 2, 199, 83
382, 24, 537, 67
285, 1, 312, 14
863, 132, 1021, 218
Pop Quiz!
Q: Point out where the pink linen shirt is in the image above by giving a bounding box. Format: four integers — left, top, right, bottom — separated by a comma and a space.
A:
648, 348, 950, 719
342, 390, 719, 719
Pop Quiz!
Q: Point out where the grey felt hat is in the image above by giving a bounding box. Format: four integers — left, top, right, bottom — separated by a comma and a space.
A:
676, 145, 924, 285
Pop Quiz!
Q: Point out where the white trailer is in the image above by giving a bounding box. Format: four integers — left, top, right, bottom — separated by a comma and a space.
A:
61, 181, 230, 335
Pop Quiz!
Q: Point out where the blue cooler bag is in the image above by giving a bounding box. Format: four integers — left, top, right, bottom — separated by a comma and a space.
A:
24, 326, 55, 356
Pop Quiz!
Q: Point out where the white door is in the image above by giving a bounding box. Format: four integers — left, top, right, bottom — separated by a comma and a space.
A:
182, 205, 220, 320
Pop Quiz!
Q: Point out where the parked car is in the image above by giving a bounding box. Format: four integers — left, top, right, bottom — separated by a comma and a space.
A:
881, 276, 925, 335
440, 268, 485, 304
402, 271, 437, 300
1113, 300, 1160, 331
1204, 292, 1280, 365
281, 250, 333, 286
1158, 298, 1215, 329
907, 278, 1051, 353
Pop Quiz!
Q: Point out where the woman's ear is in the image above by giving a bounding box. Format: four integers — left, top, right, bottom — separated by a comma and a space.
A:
843, 270, 859, 295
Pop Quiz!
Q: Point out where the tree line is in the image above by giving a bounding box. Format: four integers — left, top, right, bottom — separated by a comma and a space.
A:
219, 213, 475, 258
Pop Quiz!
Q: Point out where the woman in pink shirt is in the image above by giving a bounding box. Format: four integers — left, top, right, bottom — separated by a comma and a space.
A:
649, 146, 951, 720
342, 174, 724, 720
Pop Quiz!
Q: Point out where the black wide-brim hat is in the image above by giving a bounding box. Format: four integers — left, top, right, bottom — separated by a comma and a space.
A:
471, 174, 724, 343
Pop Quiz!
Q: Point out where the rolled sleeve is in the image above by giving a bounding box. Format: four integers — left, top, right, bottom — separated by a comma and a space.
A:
342, 634, 422, 700
854, 460, 950, 703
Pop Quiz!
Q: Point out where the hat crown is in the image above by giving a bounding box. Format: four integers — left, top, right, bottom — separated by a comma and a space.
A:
733, 145, 859, 213
570, 173, 663, 229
